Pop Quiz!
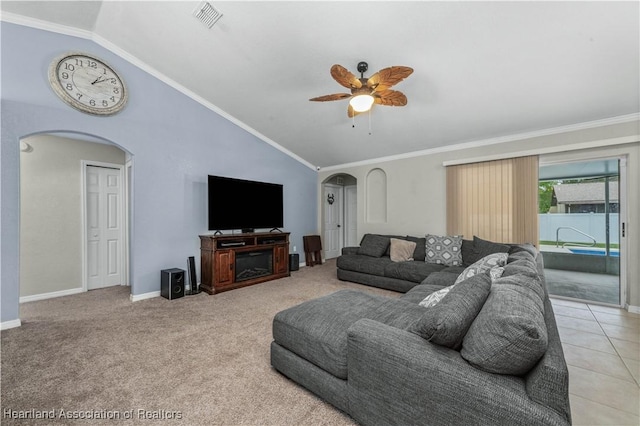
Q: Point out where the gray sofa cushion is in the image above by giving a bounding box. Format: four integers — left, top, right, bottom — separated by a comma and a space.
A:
383, 261, 446, 283
509, 243, 538, 257
357, 234, 391, 257
405, 236, 426, 261
420, 269, 461, 287
337, 254, 393, 277
464, 236, 511, 265
460, 239, 475, 265
409, 273, 492, 349
461, 272, 548, 375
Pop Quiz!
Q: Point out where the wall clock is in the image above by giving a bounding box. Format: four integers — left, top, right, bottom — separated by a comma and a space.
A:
48, 52, 128, 116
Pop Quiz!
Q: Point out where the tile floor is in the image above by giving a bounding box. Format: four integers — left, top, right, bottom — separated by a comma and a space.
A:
551, 297, 640, 425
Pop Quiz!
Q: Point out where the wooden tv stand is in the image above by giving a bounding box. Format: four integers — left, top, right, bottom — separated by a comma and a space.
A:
199, 232, 290, 294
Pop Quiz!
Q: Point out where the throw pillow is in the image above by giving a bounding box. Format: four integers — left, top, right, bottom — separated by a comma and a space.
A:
460, 239, 475, 265
411, 273, 492, 349
418, 285, 451, 308
489, 266, 505, 281
460, 273, 548, 375
420, 264, 503, 309
467, 236, 511, 264
389, 238, 417, 262
405, 236, 426, 261
509, 243, 538, 257
454, 252, 509, 285
425, 234, 463, 266
357, 234, 390, 258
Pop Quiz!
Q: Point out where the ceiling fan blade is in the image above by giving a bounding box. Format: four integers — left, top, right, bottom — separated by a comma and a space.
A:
347, 104, 362, 118
331, 64, 363, 90
309, 93, 352, 102
367, 66, 414, 92
374, 90, 408, 106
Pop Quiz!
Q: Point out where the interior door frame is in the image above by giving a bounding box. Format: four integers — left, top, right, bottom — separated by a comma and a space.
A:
81, 160, 128, 291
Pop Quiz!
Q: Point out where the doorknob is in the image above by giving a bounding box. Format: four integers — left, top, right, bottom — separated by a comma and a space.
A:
337, 224, 341, 228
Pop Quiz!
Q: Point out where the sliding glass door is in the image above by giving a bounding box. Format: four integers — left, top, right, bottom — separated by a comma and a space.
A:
538, 158, 624, 306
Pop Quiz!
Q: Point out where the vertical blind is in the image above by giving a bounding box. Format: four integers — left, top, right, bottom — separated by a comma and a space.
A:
446, 156, 539, 246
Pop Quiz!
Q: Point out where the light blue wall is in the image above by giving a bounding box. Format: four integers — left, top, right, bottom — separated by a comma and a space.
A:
1, 23, 318, 323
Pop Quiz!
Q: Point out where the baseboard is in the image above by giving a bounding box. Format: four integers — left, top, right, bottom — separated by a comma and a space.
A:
130, 291, 160, 302
627, 304, 640, 314
1, 319, 22, 330
19, 287, 84, 303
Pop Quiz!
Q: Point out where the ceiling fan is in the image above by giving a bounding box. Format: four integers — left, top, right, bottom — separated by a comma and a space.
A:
309, 61, 413, 117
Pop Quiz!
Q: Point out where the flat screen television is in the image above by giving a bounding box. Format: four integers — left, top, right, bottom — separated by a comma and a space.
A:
208, 175, 284, 232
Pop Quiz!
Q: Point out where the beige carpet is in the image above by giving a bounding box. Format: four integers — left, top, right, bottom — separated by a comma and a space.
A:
1, 259, 399, 425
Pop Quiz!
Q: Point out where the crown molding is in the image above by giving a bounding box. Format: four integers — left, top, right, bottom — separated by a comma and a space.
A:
1, 13, 317, 171
1, 11, 93, 39
320, 113, 640, 172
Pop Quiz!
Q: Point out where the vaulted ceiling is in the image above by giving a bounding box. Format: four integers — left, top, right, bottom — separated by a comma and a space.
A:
2, 1, 639, 168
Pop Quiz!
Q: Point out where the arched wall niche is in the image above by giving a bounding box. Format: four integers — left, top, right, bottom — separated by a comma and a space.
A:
366, 168, 387, 223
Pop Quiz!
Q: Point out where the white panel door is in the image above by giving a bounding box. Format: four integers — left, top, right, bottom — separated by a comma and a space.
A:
345, 185, 358, 247
86, 165, 122, 290
323, 184, 343, 259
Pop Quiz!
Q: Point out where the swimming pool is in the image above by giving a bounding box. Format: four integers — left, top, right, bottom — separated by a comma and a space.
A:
568, 248, 620, 257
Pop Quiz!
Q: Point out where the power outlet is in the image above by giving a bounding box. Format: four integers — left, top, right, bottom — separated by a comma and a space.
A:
293, 246, 297, 252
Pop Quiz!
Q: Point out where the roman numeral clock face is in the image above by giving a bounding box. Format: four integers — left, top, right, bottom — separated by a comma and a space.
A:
49, 53, 128, 116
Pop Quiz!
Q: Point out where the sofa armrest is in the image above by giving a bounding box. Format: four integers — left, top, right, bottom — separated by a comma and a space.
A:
347, 319, 569, 426
341, 246, 359, 255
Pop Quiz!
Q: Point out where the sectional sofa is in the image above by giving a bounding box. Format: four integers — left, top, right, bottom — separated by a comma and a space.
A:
271, 234, 571, 426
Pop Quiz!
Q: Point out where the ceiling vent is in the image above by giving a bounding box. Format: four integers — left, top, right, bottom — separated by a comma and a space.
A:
193, 2, 223, 29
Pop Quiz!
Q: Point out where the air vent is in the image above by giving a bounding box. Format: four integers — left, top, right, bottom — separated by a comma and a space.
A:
193, 2, 223, 29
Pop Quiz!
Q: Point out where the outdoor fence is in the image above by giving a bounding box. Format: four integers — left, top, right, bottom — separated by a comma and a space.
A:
539, 213, 619, 245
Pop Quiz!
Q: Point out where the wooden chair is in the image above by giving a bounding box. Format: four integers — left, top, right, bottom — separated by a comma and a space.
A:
303, 235, 323, 267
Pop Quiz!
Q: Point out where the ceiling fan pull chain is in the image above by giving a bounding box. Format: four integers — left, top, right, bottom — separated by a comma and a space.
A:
352, 115, 355, 128
368, 109, 372, 135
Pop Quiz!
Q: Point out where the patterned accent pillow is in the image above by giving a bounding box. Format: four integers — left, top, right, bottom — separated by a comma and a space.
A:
425, 234, 463, 266
420, 265, 503, 308
454, 252, 508, 285
489, 266, 505, 281
389, 238, 417, 262
419, 285, 451, 308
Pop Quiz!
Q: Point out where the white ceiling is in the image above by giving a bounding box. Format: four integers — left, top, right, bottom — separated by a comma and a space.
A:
2, 1, 639, 168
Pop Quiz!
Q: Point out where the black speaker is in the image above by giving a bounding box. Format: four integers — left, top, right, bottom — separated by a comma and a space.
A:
187, 256, 198, 295
161, 268, 185, 300
289, 253, 299, 272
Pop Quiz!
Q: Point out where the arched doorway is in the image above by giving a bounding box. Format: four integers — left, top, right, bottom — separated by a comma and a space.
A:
19, 132, 132, 302
321, 174, 358, 260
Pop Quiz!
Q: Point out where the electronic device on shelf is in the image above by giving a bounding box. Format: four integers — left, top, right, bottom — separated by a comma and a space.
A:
220, 241, 246, 247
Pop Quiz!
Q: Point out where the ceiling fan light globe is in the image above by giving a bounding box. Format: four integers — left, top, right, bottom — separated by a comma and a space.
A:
350, 94, 375, 112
